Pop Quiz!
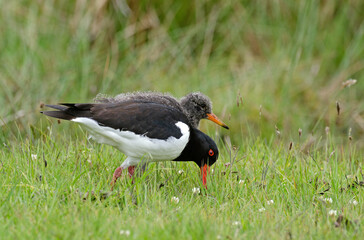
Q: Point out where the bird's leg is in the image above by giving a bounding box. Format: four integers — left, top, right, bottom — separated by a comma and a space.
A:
128, 166, 135, 178
127, 166, 136, 184
111, 166, 123, 191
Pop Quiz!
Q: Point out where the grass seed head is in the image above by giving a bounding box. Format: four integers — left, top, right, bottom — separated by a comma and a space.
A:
342, 79, 357, 88
259, 105, 262, 117
336, 101, 341, 115
348, 128, 352, 141
325, 126, 330, 135
275, 125, 281, 137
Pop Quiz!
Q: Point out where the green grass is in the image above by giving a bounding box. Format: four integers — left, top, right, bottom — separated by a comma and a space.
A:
1, 0, 364, 239
1, 129, 363, 239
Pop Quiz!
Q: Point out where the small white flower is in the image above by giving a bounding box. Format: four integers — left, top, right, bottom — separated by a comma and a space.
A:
178, 170, 184, 175
171, 197, 179, 204
232, 221, 240, 226
119, 230, 130, 236
192, 187, 200, 194
238, 180, 245, 184
323, 197, 333, 204
349, 199, 358, 206
258, 207, 266, 212
328, 210, 337, 216
211, 169, 214, 174
31, 154, 37, 160
267, 200, 274, 205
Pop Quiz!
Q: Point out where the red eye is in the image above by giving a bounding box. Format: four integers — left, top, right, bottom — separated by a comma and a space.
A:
208, 149, 214, 156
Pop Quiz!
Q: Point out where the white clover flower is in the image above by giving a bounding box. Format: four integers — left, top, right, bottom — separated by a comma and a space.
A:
192, 187, 200, 194
258, 207, 266, 212
232, 221, 240, 226
178, 170, 184, 175
328, 210, 337, 216
267, 200, 274, 205
119, 230, 130, 236
323, 197, 333, 204
31, 154, 37, 160
171, 197, 180, 204
238, 180, 245, 184
349, 199, 358, 206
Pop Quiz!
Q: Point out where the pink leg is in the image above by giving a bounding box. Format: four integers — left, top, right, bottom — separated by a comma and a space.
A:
111, 166, 123, 191
128, 166, 135, 178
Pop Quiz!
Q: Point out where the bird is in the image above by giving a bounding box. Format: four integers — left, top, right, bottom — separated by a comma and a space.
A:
41, 92, 227, 189
94, 91, 229, 130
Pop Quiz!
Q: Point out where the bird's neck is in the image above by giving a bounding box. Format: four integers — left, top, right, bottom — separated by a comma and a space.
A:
173, 128, 203, 166
185, 112, 199, 129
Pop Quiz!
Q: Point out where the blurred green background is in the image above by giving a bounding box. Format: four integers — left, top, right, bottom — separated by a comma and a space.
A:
1, 0, 364, 147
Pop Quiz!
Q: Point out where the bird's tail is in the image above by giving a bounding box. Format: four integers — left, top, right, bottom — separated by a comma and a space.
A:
41, 104, 93, 121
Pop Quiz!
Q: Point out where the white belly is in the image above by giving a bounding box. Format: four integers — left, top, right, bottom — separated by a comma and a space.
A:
72, 118, 190, 162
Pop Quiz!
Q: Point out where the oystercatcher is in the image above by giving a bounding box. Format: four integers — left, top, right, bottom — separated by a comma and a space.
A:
41, 93, 226, 189
94, 91, 229, 130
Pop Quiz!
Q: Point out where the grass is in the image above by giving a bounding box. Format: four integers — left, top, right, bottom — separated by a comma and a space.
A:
1, 0, 364, 239
1, 130, 363, 239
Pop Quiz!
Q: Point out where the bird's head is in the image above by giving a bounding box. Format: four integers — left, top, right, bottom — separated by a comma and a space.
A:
191, 129, 219, 187
180, 92, 229, 129
193, 132, 219, 168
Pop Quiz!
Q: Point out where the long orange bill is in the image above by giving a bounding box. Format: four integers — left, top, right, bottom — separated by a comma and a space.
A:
206, 113, 229, 129
200, 164, 210, 188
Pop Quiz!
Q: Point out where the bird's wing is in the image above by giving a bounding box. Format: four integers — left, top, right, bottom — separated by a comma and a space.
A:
42, 101, 189, 140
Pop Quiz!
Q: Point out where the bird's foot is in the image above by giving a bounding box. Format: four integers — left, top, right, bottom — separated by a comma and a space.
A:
110, 166, 123, 191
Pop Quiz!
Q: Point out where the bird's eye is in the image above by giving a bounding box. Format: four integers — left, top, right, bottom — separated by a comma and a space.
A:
208, 149, 214, 156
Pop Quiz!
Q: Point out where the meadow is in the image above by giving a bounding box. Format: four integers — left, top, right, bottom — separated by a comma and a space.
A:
1, 1, 364, 239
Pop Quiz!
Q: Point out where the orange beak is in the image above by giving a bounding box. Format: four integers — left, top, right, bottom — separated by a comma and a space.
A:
200, 164, 210, 188
206, 113, 229, 129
